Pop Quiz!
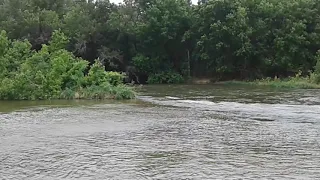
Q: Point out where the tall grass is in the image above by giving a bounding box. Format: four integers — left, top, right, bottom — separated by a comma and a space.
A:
60, 84, 136, 100
218, 71, 320, 89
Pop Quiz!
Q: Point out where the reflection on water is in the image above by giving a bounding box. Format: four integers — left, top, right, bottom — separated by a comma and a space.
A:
0, 99, 143, 113
1, 85, 320, 179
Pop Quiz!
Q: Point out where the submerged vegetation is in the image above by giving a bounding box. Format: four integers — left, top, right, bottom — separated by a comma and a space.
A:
1, 0, 320, 88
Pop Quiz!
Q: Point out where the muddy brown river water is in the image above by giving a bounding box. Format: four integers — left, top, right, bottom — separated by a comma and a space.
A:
1, 85, 320, 179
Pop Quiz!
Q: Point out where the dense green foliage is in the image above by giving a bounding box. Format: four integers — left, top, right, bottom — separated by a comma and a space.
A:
147, 71, 184, 84
192, 0, 320, 80
0, 30, 135, 100
1, 0, 320, 85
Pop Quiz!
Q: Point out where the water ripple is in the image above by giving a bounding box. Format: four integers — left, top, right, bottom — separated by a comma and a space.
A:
1, 91, 320, 179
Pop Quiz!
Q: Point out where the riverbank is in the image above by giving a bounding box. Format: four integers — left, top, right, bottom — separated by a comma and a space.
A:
215, 77, 320, 89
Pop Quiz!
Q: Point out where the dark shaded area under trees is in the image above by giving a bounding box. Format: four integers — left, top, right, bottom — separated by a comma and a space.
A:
1, 0, 320, 84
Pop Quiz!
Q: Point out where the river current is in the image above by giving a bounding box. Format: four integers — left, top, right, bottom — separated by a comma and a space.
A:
1, 85, 320, 179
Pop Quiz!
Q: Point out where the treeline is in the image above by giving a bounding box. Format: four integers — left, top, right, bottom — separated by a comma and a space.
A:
1, 0, 320, 83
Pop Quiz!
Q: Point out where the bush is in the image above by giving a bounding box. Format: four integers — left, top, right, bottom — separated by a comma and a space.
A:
311, 51, 320, 84
111, 84, 136, 100
60, 83, 135, 100
105, 71, 125, 86
85, 61, 125, 87
132, 54, 153, 74
147, 71, 184, 84
85, 60, 110, 87
0, 30, 135, 100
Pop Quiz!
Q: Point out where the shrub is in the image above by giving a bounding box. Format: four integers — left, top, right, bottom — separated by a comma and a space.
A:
80, 83, 114, 99
311, 51, 320, 84
132, 54, 153, 73
85, 60, 109, 87
111, 84, 136, 99
147, 71, 184, 84
0, 30, 135, 100
105, 71, 125, 86
59, 83, 135, 100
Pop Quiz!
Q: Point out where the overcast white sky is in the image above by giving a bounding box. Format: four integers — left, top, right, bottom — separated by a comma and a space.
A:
110, 0, 198, 4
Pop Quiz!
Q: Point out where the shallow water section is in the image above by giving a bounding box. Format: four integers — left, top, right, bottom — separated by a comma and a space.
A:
1, 84, 320, 179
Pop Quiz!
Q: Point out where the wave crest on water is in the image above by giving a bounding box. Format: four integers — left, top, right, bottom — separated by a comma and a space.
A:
138, 96, 320, 123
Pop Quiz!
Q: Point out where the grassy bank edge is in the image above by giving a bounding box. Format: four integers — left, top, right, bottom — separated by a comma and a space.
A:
60, 84, 136, 100
214, 78, 320, 89
0, 84, 137, 101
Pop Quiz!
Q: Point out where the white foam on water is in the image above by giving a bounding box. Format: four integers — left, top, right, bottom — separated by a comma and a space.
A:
139, 96, 320, 123
165, 96, 181, 100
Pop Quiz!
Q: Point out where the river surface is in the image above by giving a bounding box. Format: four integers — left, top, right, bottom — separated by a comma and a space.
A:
1, 85, 320, 179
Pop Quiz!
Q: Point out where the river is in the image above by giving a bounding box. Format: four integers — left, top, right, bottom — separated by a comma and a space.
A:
1, 84, 320, 179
